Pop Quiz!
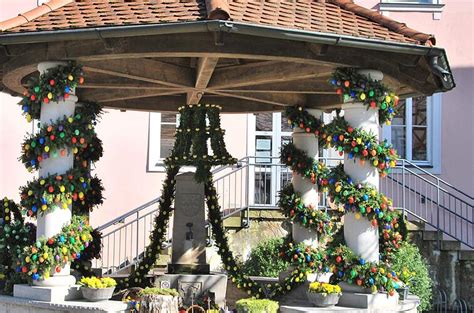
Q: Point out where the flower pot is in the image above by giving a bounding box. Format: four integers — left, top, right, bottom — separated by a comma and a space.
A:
81, 286, 115, 302
306, 291, 341, 307
397, 286, 409, 300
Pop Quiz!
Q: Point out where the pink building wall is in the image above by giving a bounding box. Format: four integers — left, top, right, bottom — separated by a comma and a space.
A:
0, 0, 472, 229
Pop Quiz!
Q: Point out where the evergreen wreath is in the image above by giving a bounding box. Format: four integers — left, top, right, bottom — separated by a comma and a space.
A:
330, 68, 399, 124
19, 62, 85, 122
16, 215, 94, 282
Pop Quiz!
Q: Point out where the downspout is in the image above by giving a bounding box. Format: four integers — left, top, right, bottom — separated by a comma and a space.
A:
430, 55, 453, 90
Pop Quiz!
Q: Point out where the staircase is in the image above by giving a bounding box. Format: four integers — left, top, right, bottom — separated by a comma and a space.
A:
93, 157, 473, 306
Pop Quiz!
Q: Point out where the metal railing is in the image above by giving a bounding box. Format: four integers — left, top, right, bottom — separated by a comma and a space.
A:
93, 198, 168, 275
95, 156, 473, 275
381, 159, 473, 248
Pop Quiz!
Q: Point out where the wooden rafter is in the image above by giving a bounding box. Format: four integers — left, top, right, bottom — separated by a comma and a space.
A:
187, 57, 219, 104
83, 59, 194, 88
207, 61, 333, 90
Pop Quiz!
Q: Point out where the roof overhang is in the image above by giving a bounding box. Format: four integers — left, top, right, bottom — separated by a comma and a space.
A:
0, 20, 455, 113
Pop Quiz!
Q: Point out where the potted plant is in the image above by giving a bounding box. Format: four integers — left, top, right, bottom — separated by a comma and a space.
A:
79, 276, 116, 302
306, 282, 342, 307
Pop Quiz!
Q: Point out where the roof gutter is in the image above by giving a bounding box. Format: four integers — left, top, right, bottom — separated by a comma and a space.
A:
0, 20, 454, 90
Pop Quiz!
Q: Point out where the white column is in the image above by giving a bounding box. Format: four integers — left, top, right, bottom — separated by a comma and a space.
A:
342, 70, 383, 264
291, 109, 320, 248
34, 61, 77, 287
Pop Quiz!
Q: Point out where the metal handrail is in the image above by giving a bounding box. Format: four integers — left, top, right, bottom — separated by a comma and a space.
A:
96, 155, 473, 275
399, 158, 473, 201
96, 197, 160, 232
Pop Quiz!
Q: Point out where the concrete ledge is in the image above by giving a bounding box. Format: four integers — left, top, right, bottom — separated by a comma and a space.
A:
280, 295, 419, 313
0, 295, 131, 313
14, 284, 82, 302
338, 292, 399, 309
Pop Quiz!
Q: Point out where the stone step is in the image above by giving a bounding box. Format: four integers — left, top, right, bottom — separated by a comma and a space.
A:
440, 240, 461, 251
406, 221, 425, 232
422, 230, 442, 241
459, 250, 474, 261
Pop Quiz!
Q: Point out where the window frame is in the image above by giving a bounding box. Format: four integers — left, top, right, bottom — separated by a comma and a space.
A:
382, 93, 441, 173
379, 0, 444, 13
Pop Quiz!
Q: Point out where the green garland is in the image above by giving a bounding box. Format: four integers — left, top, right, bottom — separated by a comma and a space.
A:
16, 215, 93, 282
20, 108, 103, 172
279, 107, 406, 294
123, 165, 178, 288
71, 228, 103, 277
19, 168, 102, 218
278, 185, 336, 240
286, 106, 323, 136
1, 197, 23, 225
7, 63, 104, 284
19, 62, 84, 122
173, 104, 236, 182
320, 116, 398, 176
280, 143, 329, 186
124, 104, 236, 288
0, 198, 36, 292
205, 175, 265, 298
330, 68, 399, 124
285, 106, 398, 176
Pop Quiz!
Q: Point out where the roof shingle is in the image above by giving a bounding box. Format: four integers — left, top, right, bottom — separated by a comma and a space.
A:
0, 0, 435, 46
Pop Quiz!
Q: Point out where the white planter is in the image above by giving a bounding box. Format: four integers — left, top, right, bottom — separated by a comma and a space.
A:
81, 286, 115, 302
306, 291, 341, 307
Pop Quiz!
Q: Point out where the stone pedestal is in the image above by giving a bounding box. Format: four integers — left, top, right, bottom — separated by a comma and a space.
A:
168, 172, 210, 274
342, 96, 381, 264
154, 274, 227, 307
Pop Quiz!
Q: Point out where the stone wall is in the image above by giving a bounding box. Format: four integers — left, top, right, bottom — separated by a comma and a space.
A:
409, 231, 474, 309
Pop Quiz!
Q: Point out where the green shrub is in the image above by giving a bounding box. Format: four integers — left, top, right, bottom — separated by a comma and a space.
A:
391, 242, 433, 312
242, 237, 289, 277
235, 298, 279, 313
139, 287, 179, 297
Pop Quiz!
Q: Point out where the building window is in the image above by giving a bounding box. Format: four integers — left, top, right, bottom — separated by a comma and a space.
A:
381, 0, 440, 3
382, 94, 441, 172
379, 0, 444, 15
147, 113, 178, 172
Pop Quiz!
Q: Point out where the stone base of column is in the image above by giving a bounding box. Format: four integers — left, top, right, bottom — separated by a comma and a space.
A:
13, 284, 81, 302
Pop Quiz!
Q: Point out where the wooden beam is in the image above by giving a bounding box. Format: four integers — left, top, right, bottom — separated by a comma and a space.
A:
82, 58, 194, 88
209, 90, 306, 107
215, 78, 335, 94
79, 89, 183, 103
102, 94, 278, 113
79, 73, 181, 90
208, 61, 333, 90
187, 57, 219, 104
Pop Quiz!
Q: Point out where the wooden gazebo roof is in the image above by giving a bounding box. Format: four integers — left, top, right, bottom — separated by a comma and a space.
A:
0, 0, 454, 112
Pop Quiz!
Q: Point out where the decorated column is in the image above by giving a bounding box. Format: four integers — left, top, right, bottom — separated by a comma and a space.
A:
291, 109, 321, 247
34, 61, 77, 287
342, 70, 383, 263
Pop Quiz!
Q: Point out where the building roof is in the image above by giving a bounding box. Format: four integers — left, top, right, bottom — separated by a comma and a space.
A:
0, 0, 435, 46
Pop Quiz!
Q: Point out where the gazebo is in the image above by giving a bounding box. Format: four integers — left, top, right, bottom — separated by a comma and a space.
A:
0, 0, 454, 312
